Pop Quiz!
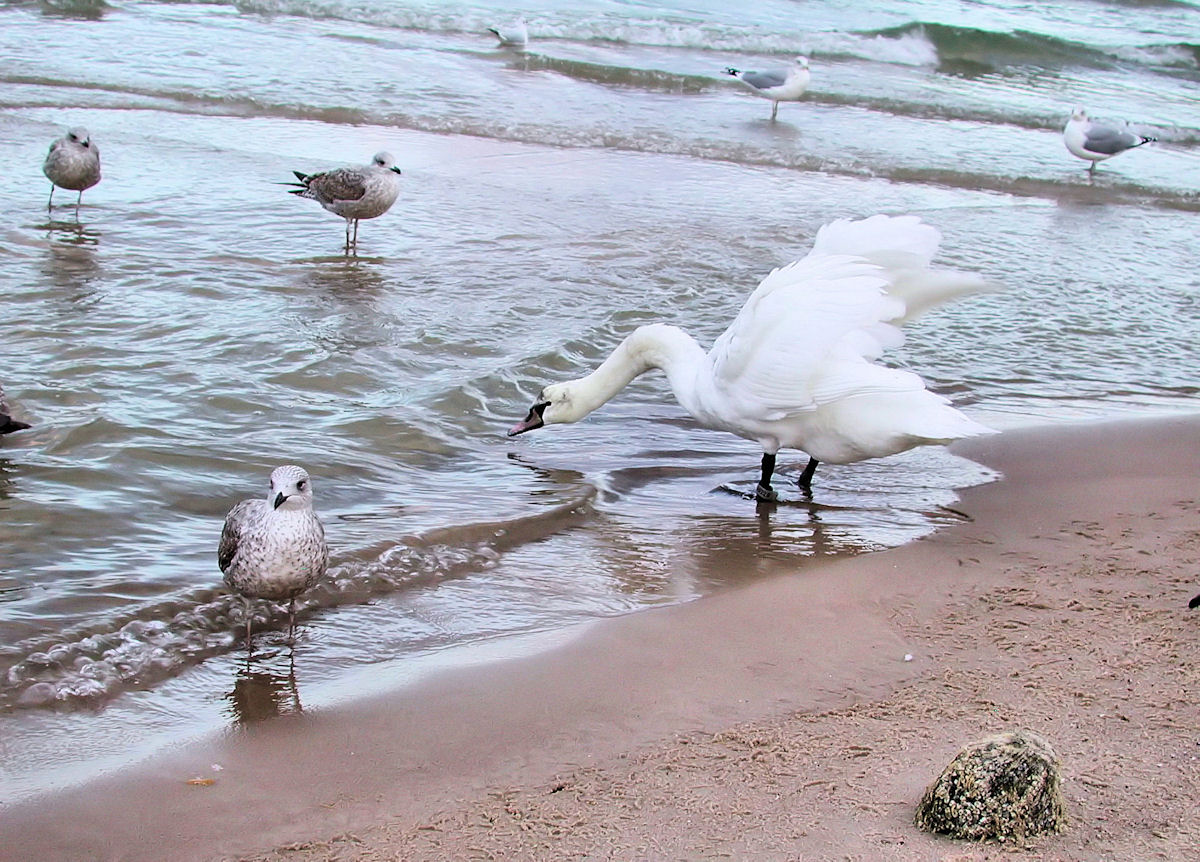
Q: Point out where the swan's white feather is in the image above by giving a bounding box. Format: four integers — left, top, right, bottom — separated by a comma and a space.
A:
707, 255, 904, 422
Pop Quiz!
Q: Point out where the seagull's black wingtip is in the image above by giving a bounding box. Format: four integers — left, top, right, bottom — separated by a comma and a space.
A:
1189, 593, 1200, 610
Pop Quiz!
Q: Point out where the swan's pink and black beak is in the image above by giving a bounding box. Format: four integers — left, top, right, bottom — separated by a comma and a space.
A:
508, 401, 548, 436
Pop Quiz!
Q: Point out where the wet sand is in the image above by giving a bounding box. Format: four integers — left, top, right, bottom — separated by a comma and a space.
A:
3, 414, 1199, 861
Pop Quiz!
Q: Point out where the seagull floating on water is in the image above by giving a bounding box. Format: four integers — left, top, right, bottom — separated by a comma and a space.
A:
42, 126, 101, 211
509, 214, 996, 500
724, 56, 810, 120
286, 151, 403, 250
219, 465, 329, 646
0, 384, 30, 436
1063, 108, 1155, 173
487, 18, 528, 49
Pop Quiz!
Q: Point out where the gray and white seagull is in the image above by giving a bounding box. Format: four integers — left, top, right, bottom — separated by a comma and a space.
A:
286, 151, 403, 250
42, 126, 102, 212
1063, 108, 1155, 173
218, 465, 329, 647
724, 56, 811, 120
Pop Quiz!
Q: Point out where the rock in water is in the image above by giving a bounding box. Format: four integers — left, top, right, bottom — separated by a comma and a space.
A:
914, 730, 1067, 842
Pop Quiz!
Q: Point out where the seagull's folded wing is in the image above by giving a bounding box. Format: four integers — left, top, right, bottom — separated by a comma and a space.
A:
310, 167, 368, 203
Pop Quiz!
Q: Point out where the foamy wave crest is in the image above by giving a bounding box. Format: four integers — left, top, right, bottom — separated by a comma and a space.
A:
805, 27, 939, 67
0, 543, 499, 711
1114, 42, 1200, 70
0, 489, 595, 712
210, 0, 923, 61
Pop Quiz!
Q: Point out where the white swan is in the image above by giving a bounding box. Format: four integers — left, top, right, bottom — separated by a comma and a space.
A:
509, 214, 996, 499
724, 56, 810, 120
1063, 108, 1155, 173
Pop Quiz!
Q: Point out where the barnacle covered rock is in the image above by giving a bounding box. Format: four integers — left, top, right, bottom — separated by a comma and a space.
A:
914, 730, 1066, 842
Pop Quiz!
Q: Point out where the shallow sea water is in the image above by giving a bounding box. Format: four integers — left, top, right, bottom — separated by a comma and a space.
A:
0, 0, 1198, 802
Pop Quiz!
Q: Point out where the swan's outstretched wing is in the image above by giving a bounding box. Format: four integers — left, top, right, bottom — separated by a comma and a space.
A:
811, 214, 995, 322
810, 213, 941, 271
707, 252, 907, 422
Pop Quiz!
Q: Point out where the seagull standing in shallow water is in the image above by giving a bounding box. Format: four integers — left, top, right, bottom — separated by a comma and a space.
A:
1063, 108, 1155, 173
487, 18, 528, 49
509, 214, 996, 501
287, 151, 403, 250
725, 56, 810, 120
42, 127, 101, 212
219, 465, 329, 647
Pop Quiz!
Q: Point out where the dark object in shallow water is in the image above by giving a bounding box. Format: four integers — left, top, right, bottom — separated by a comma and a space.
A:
0, 414, 30, 435
0, 384, 30, 436
1189, 593, 1200, 610
915, 729, 1067, 842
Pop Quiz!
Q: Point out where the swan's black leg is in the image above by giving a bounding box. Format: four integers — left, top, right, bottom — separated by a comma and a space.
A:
798, 457, 819, 489
755, 452, 777, 500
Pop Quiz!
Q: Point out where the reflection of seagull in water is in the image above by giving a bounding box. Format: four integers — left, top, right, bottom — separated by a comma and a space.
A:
725, 56, 810, 120
487, 18, 528, 49
1063, 108, 1155, 173
286, 152, 403, 250
0, 384, 30, 436
219, 465, 328, 647
43, 126, 101, 211
226, 653, 303, 724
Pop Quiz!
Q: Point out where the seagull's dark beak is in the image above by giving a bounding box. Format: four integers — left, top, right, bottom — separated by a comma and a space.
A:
390, 166, 403, 175
273, 491, 288, 509
508, 402, 548, 437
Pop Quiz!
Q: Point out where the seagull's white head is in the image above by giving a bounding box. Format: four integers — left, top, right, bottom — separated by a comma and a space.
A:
1070, 107, 1088, 123
508, 382, 585, 435
795, 56, 810, 68
268, 464, 315, 511
66, 127, 92, 148
372, 151, 403, 175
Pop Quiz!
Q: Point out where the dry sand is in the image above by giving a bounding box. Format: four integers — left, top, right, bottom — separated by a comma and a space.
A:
3, 414, 1199, 861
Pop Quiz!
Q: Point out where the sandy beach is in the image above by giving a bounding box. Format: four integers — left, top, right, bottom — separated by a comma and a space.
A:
3, 414, 1199, 861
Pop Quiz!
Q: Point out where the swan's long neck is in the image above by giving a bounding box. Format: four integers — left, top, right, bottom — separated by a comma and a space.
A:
562, 323, 706, 421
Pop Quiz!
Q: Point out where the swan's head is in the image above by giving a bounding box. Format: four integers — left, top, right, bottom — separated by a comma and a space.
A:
508, 383, 584, 436
268, 464, 315, 511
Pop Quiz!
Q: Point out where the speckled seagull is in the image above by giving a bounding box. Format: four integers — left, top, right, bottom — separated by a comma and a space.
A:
724, 56, 811, 120
219, 465, 329, 646
509, 214, 995, 500
1063, 108, 1155, 173
42, 126, 101, 211
286, 151, 403, 250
